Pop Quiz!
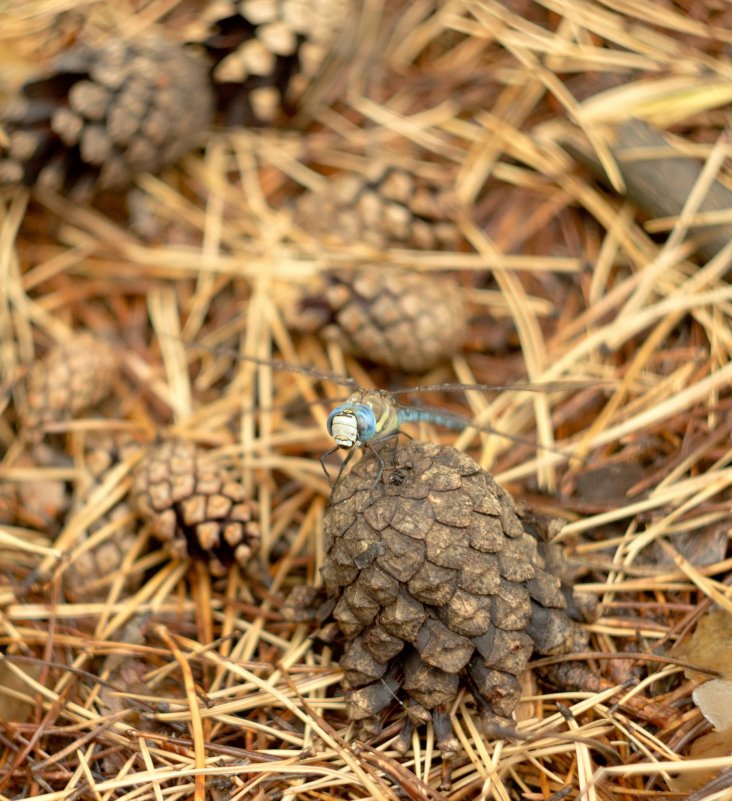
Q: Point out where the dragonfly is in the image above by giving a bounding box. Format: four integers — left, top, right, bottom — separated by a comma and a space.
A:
178, 340, 598, 486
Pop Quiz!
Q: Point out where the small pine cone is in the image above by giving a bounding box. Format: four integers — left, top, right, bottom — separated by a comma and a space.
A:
65, 503, 138, 596
130, 439, 259, 576
64, 433, 144, 600
194, 0, 350, 125
321, 440, 586, 743
0, 33, 213, 193
21, 334, 117, 443
3, 446, 70, 529
292, 163, 462, 250
288, 269, 468, 372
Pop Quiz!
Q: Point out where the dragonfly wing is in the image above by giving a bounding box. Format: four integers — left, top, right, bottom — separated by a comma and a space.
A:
389, 379, 607, 397
180, 339, 360, 389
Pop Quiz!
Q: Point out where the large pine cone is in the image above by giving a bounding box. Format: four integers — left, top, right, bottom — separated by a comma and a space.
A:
0, 33, 213, 193
293, 163, 462, 250
289, 269, 468, 372
20, 334, 118, 444
195, 0, 351, 125
131, 439, 259, 576
322, 440, 588, 751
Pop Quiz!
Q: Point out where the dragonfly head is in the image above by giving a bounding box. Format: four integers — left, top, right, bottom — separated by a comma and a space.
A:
326, 403, 377, 448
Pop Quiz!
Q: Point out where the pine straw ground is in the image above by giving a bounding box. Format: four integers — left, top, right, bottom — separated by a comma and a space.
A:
3, 1, 732, 800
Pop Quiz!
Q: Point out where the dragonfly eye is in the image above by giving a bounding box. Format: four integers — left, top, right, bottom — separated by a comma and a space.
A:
354, 405, 377, 441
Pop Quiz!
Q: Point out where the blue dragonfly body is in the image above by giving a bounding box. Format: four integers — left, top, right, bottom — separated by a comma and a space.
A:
176, 339, 593, 484
326, 387, 485, 448
324, 386, 495, 484
319, 377, 589, 484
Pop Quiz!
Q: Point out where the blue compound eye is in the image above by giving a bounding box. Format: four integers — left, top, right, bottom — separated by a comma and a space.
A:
354, 405, 377, 441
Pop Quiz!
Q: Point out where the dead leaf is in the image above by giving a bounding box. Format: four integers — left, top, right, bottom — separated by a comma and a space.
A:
0, 659, 40, 723
646, 523, 729, 570
693, 680, 732, 730
574, 463, 645, 504
668, 726, 732, 793
669, 612, 732, 794
671, 609, 732, 680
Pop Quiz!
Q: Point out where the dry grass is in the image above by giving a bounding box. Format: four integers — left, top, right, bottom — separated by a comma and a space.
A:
2, 0, 732, 799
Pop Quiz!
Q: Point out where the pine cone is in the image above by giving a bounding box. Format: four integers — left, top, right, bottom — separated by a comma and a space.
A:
321, 440, 588, 750
0, 33, 213, 193
288, 269, 468, 372
292, 163, 462, 250
2, 446, 69, 530
195, 0, 350, 125
64, 433, 144, 600
131, 439, 259, 576
20, 334, 117, 444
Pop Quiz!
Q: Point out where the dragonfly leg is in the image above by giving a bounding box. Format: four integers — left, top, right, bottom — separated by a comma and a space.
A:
364, 442, 387, 487
321, 445, 359, 488
387, 431, 400, 472
319, 445, 340, 487
333, 448, 357, 487
322, 432, 405, 490
365, 429, 408, 487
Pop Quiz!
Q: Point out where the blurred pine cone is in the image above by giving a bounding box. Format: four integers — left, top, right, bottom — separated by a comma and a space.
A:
0, 446, 69, 531
20, 334, 117, 444
131, 439, 259, 576
194, 0, 351, 125
64, 432, 144, 600
0, 33, 213, 193
321, 440, 589, 750
288, 268, 468, 372
293, 163, 462, 250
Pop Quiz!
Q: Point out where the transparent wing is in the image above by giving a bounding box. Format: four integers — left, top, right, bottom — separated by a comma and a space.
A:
389, 380, 605, 398
159, 334, 594, 459
181, 341, 360, 390
175, 335, 603, 397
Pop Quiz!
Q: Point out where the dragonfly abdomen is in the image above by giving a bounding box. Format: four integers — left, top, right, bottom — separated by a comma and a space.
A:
396, 406, 472, 432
